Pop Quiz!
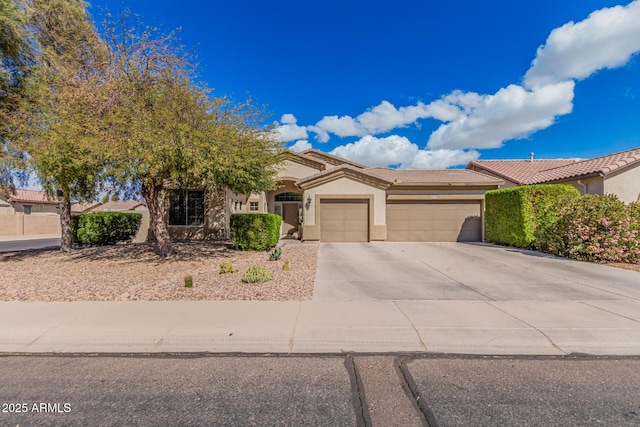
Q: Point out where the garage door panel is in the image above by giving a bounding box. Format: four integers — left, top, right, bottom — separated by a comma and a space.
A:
320, 199, 369, 242
386, 201, 481, 242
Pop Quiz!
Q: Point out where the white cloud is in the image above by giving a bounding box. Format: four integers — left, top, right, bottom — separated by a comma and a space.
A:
525, 0, 640, 88
274, 113, 308, 142
406, 149, 480, 170
289, 140, 312, 152
329, 135, 479, 169
280, 113, 298, 125
330, 135, 418, 167
314, 115, 366, 138
428, 82, 575, 150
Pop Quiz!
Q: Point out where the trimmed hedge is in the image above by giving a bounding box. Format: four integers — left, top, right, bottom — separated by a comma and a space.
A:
485, 184, 580, 248
72, 212, 142, 246
230, 213, 282, 251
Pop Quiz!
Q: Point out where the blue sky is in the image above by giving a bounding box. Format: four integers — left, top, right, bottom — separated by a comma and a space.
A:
89, 0, 640, 169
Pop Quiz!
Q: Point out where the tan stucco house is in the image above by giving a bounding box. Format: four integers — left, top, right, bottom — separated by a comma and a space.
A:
168, 149, 503, 242
0, 189, 61, 236
466, 147, 640, 204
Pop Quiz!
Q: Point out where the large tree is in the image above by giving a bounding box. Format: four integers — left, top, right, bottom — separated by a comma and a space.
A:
105, 20, 282, 257
0, 0, 32, 189
8, 0, 110, 251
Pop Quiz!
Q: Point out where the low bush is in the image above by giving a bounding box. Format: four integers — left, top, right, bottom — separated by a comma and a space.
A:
241, 264, 273, 283
72, 212, 142, 246
184, 274, 193, 288
219, 261, 236, 274
485, 184, 580, 248
537, 194, 640, 263
230, 214, 282, 251
282, 260, 290, 271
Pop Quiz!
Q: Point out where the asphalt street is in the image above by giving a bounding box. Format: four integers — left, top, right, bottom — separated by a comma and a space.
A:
1, 354, 639, 426
0, 236, 60, 253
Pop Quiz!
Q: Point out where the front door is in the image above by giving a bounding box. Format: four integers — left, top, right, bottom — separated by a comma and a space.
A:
282, 203, 300, 237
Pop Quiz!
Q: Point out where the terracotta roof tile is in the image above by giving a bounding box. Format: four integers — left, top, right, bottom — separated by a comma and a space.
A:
296, 164, 394, 187
531, 147, 640, 183
467, 160, 577, 185
367, 168, 503, 185
90, 201, 145, 212
300, 149, 367, 169
6, 189, 59, 204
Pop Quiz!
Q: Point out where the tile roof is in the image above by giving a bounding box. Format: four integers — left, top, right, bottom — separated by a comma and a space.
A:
366, 168, 504, 185
296, 164, 394, 187
467, 147, 640, 184
71, 202, 102, 213
89, 201, 146, 212
300, 149, 367, 169
6, 188, 59, 204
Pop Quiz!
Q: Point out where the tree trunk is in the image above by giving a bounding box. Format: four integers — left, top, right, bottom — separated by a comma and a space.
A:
141, 182, 175, 257
59, 191, 72, 252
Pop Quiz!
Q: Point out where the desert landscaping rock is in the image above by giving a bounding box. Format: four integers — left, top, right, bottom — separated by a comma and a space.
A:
0, 241, 318, 302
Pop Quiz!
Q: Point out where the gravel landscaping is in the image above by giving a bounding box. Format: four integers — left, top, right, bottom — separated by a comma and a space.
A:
0, 240, 318, 302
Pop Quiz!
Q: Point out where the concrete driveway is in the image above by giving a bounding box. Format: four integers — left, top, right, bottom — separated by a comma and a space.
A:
313, 242, 640, 301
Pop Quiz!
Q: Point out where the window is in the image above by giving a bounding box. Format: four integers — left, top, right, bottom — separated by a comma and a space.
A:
23, 205, 32, 215
274, 205, 282, 217
169, 190, 204, 226
274, 192, 302, 202
249, 202, 259, 212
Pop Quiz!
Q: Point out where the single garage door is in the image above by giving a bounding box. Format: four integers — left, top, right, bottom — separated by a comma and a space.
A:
386, 200, 481, 242
320, 199, 369, 242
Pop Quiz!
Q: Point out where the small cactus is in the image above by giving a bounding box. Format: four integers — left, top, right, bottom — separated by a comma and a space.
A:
184, 274, 193, 288
283, 260, 290, 271
269, 247, 282, 261
220, 261, 236, 274
242, 265, 273, 283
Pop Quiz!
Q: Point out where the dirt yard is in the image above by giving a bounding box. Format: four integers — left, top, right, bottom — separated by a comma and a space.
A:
0, 241, 318, 302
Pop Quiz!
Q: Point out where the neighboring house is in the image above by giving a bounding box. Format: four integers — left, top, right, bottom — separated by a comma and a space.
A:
467, 147, 640, 204
70, 201, 102, 215
0, 188, 60, 215
168, 149, 503, 242
0, 189, 61, 236
86, 200, 147, 213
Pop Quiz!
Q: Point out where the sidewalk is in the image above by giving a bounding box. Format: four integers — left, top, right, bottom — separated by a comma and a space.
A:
2, 299, 639, 355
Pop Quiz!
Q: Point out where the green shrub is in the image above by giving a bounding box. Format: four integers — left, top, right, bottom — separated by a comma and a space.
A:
241, 264, 273, 283
184, 274, 193, 288
230, 214, 282, 251
269, 247, 282, 261
72, 212, 142, 246
282, 260, 290, 271
485, 184, 580, 248
219, 261, 236, 274
537, 194, 640, 263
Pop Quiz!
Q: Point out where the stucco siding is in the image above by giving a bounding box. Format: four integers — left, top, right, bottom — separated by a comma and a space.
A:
604, 164, 640, 203
277, 160, 322, 181
302, 177, 385, 226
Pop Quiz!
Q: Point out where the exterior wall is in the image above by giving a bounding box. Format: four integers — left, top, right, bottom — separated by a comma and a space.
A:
604, 165, 640, 203
561, 177, 604, 196
301, 177, 386, 241
166, 187, 228, 240
386, 186, 493, 196
0, 213, 61, 236
132, 210, 150, 243
277, 160, 323, 181
10, 202, 59, 215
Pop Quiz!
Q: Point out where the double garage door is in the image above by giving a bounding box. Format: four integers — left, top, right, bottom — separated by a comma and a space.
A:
386, 200, 481, 242
319, 199, 482, 242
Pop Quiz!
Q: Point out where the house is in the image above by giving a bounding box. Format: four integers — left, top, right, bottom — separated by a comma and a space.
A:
165, 149, 503, 242
466, 147, 640, 204
85, 200, 147, 213
0, 189, 60, 236
70, 201, 102, 215
0, 188, 60, 215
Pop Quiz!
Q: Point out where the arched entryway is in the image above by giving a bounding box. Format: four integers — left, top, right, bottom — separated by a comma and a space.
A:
274, 191, 302, 238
